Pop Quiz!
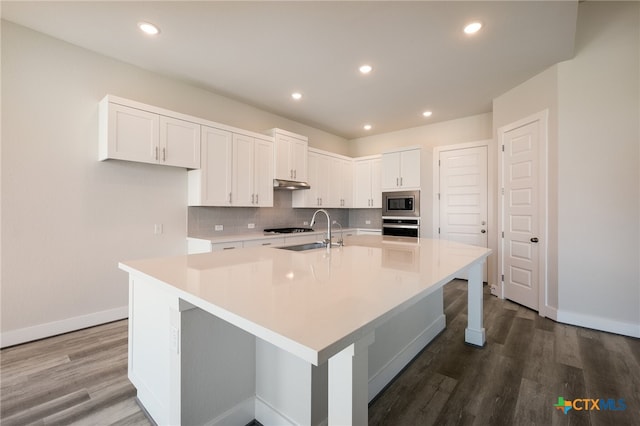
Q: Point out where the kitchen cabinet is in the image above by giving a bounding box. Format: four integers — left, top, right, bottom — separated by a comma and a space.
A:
353, 156, 382, 208
188, 126, 233, 206
99, 96, 200, 168
232, 134, 274, 207
381, 148, 421, 191
292, 150, 329, 208
188, 129, 273, 207
269, 128, 308, 182
328, 156, 353, 208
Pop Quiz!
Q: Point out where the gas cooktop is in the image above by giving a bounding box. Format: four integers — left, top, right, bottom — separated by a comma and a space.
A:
263, 227, 314, 234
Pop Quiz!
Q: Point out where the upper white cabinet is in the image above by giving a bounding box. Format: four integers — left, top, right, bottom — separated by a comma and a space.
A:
188, 126, 233, 206
292, 149, 352, 208
353, 156, 381, 208
189, 129, 273, 207
99, 96, 200, 169
268, 128, 308, 182
381, 148, 421, 191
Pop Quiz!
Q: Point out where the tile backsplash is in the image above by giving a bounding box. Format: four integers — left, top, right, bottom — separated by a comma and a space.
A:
188, 191, 378, 237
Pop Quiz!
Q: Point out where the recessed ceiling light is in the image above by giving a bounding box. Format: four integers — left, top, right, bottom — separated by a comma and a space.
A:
291, 92, 302, 101
464, 22, 482, 35
422, 111, 433, 118
359, 64, 373, 74
363, 124, 372, 131
138, 21, 160, 36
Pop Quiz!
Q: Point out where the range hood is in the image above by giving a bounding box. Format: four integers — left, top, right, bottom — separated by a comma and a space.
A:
273, 179, 311, 190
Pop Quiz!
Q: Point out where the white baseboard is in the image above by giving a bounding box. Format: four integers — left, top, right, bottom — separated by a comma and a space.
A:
0, 306, 128, 348
556, 309, 640, 338
254, 396, 297, 426
367, 314, 447, 401
208, 397, 255, 426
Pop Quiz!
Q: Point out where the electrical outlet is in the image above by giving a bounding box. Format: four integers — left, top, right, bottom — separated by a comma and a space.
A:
332, 220, 337, 224
248, 223, 255, 229
154, 224, 163, 234
215, 225, 223, 231
303, 221, 309, 226
365, 220, 371, 225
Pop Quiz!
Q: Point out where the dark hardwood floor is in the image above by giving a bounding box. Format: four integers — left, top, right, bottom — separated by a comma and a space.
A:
2, 280, 638, 425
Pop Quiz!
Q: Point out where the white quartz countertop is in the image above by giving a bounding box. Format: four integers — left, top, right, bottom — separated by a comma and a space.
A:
120, 235, 490, 365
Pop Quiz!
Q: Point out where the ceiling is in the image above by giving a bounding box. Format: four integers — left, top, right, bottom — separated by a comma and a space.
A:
2, 1, 578, 139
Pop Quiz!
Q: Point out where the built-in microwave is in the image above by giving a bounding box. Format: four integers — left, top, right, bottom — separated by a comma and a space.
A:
382, 190, 420, 218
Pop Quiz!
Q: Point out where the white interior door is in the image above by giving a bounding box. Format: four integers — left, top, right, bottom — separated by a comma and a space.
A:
438, 146, 488, 281
502, 121, 540, 311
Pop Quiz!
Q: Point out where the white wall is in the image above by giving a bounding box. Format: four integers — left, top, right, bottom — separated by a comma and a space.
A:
0, 21, 346, 346
556, 1, 639, 336
492, 1, 639, 337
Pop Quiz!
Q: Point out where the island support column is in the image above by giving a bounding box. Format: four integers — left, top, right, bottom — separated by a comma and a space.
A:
327, 332, 375, 426
464, 261, 486, 347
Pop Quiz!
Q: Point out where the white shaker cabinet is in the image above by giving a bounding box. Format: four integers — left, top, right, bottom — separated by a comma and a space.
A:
99, 97, 200, 169
188, 126, 233, 206
269, 128, 308, 182
381, 148, 421, 191
232, 134, 274, 207
353, 156, 381, 208
293, 150, 328, 208
328, 156, 353, 208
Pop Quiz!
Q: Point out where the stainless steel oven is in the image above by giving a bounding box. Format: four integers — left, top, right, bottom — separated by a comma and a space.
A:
382, 190, 420, 218
382, 218, 420, 238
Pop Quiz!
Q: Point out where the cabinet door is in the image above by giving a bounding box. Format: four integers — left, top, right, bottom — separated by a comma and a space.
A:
191, 126, 232, 206
328, 156, 343, 208
232, 134, 255, 206
340, 159, 353, 208
315, 154, 329, 207
290, 137, 308, 181
399, 149, 421, 188
381, 152, 401, 190
371, 158, 382, 208
253, 138, 274, 207
353, 160, 372, 208
274, 135, 292, 180
159, 116, 201, 168
106, 103, 159, 164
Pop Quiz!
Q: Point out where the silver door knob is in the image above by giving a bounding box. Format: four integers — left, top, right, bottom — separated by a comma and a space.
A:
480, 229, 486, 233
531, 237, 539, 243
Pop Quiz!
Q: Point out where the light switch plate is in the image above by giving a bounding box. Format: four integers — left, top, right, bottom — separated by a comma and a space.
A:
215, 225, 223, 231
248, 223, 255, 229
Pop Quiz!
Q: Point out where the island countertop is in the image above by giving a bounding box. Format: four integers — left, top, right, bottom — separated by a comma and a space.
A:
120, 235, 491, 365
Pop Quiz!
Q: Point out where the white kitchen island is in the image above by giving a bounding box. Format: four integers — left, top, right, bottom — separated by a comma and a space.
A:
120, 235, 491, 426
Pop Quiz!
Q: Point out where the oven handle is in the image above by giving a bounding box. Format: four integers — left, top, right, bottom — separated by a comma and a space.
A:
382, 224, 419, 230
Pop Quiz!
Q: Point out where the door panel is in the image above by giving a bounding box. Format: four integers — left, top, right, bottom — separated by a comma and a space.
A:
502, 121, 539, 310
438, 146, 488, 280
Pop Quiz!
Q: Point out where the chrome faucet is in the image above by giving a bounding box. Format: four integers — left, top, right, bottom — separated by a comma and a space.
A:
310, 209, 331, 246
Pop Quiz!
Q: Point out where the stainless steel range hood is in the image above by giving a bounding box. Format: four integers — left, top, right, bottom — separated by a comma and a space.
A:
273, 179, 311, 190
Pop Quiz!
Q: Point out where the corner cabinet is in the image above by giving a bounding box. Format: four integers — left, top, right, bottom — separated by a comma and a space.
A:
99, 96, 200, 169
268, 128, 308, 182
381, 147, 421, 191
353, 156, 382, 208
292, 149, 352, 208
188, 129, 273, 207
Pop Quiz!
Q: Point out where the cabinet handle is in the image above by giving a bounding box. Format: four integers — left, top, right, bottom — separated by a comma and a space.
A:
251, 194, 255, 204
256, 194, 259, 204
400, 177, 403, 186
155, 146, 159, 161
291, 169, 294, 179
162, 148, 166, 162
294, 169, 297, 179
396, 177, 399, 186
262, 242, 271, 246
229, 192, 232, 203
223, 247, 236, 250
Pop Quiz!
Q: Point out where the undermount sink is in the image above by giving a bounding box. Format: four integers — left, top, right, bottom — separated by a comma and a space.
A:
277, 242, 327, 252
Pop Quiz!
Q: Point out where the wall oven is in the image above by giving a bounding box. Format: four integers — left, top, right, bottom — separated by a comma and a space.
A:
382, 190, 420, 218
382, 218, 420, 238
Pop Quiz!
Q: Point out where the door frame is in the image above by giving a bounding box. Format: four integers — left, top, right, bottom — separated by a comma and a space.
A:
497, 110, 549, 316
433, 139, 496, 288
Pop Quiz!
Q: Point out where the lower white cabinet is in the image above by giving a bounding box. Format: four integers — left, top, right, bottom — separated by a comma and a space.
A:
242, 237, 285, 248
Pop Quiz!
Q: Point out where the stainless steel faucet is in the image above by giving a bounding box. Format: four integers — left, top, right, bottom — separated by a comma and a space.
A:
310, 209, 331, 246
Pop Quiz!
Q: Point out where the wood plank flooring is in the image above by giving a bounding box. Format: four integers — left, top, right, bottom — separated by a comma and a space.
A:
2, 280, 639, 425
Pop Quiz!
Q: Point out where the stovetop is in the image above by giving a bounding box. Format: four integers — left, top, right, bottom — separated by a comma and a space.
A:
263, 227, 315, 234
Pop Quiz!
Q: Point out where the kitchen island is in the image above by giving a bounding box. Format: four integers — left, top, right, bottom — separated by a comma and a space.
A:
120, 235, 491, 426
